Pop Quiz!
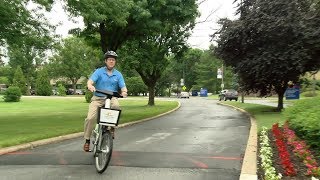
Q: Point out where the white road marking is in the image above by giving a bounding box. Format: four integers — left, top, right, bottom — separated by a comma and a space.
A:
135, 133, 172, 144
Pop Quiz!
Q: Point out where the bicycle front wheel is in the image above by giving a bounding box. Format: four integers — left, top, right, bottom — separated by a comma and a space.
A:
95, 131, 113, 173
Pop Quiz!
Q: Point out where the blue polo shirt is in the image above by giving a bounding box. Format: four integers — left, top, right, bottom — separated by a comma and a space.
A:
89, 67, 126, 97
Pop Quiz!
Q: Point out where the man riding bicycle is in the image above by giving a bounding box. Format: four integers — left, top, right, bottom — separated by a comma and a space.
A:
83, 50, 128, 152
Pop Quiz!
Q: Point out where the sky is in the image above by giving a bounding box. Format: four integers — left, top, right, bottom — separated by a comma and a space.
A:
188, 0, 238, 49
46, 0, 238, 50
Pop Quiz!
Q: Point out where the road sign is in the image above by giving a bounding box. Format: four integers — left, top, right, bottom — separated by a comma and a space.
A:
180, 79, 184, 86
217, 68, 222, 79
200, 88, 208, 97
182, 86, 187, 91
285, 85, 300, 100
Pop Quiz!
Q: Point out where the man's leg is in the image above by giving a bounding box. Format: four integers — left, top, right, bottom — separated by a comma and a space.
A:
110, 97, 121, 139
83, 96, 104, 151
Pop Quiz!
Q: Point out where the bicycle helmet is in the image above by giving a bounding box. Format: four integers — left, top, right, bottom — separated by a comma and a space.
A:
104, 51, 118, 59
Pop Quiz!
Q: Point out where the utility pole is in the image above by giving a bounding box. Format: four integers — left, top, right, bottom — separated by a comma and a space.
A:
221, 63, 224, 91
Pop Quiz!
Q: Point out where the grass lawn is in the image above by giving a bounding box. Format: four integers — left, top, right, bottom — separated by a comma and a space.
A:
219, 101, 286, 131
0, 96, 178, 148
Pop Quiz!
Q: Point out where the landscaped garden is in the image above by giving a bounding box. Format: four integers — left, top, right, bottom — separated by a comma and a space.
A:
222, 96, 320, 180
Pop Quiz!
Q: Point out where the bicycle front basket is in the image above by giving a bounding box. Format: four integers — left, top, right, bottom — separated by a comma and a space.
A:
97, 107, 121, 126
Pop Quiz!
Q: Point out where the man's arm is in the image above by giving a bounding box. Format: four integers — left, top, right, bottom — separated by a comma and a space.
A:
121, 87, 128, 97
87, 79, 96, 92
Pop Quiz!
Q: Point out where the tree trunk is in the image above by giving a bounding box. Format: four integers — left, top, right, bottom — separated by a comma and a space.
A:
275, 83, 287, 111
277, 93, 284, 111
71, 78, 78, 95
26, 84, 31, 96
72, 82, 77, 94
148, 86, 155, 106
99, 23, 107, 53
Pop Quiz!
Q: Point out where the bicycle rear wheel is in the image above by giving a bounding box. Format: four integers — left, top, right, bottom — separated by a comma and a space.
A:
95, 131, 113, 173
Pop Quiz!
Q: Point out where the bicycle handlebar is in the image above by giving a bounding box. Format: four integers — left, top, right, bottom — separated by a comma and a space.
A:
95, 89, 123, 98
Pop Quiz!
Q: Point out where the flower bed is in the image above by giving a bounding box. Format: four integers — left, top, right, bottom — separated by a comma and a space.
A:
258, 122, 320, 180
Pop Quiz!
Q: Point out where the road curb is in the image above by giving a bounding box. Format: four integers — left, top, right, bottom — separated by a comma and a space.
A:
217, 102, 258, 180
0, 101, 181, 156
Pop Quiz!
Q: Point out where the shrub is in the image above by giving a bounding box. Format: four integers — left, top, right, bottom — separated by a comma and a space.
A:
35, 69, 52, 96
12, 66, 27, 95
85, 88, 93, 103
283, 97, 320, 149
302, 91, 318, 97
57, 84, 66, 96
3, 86, 22, 102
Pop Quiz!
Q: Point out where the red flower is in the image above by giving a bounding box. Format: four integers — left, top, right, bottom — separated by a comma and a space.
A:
272, 123, 297, 176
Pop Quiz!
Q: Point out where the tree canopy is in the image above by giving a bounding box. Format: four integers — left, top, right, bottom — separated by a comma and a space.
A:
65, 0, 199, 52
48, 37, 100, 91
214, 0, 320, 110
0, 0, 54, 47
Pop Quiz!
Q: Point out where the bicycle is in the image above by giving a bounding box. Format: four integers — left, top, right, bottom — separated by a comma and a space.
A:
91, 89, 122, 173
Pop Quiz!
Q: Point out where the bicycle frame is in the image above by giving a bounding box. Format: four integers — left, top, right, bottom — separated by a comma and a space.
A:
93, 98, 111, 156
91, 89, 122, 173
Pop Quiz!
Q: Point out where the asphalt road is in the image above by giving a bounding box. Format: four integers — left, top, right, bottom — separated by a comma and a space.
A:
0, 97, 250, 180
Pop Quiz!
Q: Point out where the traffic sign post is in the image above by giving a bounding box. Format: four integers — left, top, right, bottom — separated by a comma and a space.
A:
217, 68, 222, 79
180, 79, 184, 86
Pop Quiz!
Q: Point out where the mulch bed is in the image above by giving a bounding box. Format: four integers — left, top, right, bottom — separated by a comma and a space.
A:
257, 128, 320, 180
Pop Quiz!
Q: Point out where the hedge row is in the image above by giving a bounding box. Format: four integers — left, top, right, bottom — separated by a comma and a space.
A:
283, 97, 320, 149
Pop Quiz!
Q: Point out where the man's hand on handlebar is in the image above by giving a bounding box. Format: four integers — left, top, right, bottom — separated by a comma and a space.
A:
88, 85, 96, 92
121, 91, 128, 98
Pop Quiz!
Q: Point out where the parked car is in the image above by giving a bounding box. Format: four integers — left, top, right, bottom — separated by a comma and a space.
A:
30, 89, 35, 95
66, 88, 74, 95
219, 89, 238, 101
75, 89, 85, 95
191, 90, 198, 96
179, 91, 190, 98
52, 89, 59, 95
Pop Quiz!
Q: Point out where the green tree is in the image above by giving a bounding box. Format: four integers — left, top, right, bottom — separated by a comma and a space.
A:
125, 76, 147, 96
7, 0, 54, 94
215, 0, 320, 110
65, 0, 198, 105
193, 51, 220, 93
0, 65, 12, 84
192, 50, 235, 94
8, 44, 47, 95
65, 0, 132, 51
12, 66, 27, 95
35, 68, 52, 96
118, 0, 198, 105
0, 0, 53, 47
57, 84, 67, 96
49, 37, 100, 92
170, 48, 203, 92
0, 77, 9, 85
